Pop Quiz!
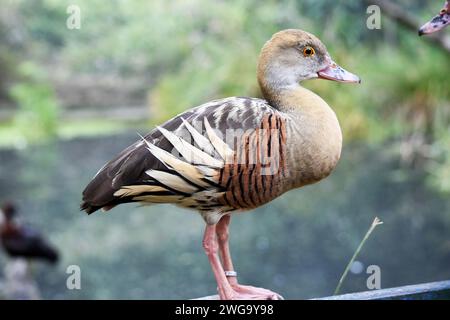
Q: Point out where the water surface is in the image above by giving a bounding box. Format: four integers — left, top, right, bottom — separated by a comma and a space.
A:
0, 133, 449, 299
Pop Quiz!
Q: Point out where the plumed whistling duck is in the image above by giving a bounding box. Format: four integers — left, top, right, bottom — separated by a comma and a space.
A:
419, 0, 450, 35
0, 202, 59, 264
81, 29, 360, 300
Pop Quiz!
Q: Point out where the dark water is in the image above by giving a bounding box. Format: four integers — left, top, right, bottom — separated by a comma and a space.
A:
0, 133, 449, 299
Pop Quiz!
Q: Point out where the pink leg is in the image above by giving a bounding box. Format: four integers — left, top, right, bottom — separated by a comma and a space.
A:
216, 215, 237, 285
202, 224, 235, 299
215, 215, 283, 300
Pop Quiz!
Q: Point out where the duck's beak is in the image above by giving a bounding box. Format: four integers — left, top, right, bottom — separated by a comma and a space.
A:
317, 58, 361, 84
419, 3, 450, 36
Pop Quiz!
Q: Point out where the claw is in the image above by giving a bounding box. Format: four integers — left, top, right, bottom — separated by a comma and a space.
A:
223, 284, 283, 300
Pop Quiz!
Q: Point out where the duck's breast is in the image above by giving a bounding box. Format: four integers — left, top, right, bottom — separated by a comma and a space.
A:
283, 101, 343, 189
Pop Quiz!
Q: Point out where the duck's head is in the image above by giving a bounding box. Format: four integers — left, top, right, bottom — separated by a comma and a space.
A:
257, 29, 360, 95
419, 1, 450, 36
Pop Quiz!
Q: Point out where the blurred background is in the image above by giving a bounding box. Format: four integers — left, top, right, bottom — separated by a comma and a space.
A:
0, 0, 449, 299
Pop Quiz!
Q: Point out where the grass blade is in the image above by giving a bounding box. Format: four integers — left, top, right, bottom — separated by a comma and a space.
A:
334, 217, 383, 295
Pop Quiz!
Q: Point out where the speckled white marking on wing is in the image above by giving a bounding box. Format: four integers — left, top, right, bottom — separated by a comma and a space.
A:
225, 101, 243, 121
193, 98, 233, 115
114, 185, 167, 197
181, 118, 216, 156
145, 141, 211, 188
204, 117, 234, 162
157, 126, 223, 168
212, 103, 230, 127
146, 170, 199, 193
132, 195, 183, 203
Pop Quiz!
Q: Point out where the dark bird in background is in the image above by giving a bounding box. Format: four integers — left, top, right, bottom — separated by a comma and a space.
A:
0, 202, 59, 264
419, 0, 450, 35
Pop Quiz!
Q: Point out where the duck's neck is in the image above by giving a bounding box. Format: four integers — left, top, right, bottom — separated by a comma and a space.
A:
258, 64, 298, 111
258, 73, 328, 115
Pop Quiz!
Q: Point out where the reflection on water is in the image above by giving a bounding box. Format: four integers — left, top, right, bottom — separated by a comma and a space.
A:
0, 133, 449, 299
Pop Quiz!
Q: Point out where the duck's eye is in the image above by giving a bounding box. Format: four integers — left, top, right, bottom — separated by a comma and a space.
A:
303, 46, 315, 57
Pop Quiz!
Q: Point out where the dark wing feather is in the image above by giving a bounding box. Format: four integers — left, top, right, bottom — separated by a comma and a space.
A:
81, 116, 188, 213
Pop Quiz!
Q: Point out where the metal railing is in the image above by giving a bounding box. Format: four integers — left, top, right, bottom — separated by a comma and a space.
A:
195, 280, 450, 300
315, 280, 450, 300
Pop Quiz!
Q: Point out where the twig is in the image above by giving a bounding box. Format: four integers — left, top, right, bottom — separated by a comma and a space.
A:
334, 217, 383, 296
364, 0, 450, 53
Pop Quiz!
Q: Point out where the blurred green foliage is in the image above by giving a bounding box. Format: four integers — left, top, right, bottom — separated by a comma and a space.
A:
10, 62, 59, 142
0, 0, 449, 193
